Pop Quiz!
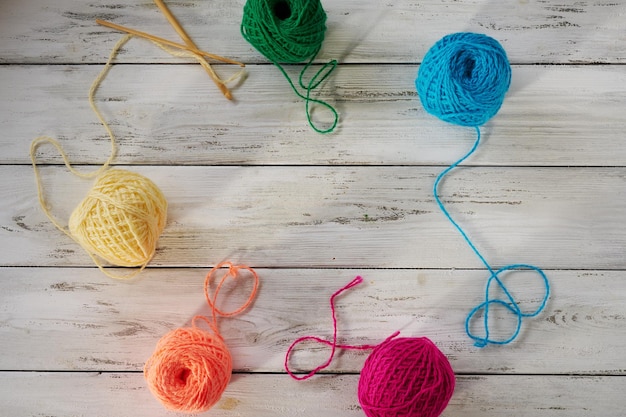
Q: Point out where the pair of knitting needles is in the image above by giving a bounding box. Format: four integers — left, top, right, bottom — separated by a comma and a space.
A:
96, 0, 244, 99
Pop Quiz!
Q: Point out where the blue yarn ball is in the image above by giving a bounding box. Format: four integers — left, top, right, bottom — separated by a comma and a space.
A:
416, 32, 511, 127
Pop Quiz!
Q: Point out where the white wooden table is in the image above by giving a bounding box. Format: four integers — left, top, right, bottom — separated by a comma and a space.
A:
1, 1, 625, 416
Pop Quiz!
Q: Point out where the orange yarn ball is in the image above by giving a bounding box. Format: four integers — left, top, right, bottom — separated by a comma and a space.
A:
144, 326, 232, 413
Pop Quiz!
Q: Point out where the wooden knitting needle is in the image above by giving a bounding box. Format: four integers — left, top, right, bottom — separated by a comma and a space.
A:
152, 0, 233, 99
95, 19, 244, 67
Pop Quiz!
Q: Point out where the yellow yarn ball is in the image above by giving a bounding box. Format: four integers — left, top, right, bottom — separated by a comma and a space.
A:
68, 169, 167, 267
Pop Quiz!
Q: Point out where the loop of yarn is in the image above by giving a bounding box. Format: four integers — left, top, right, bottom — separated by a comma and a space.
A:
204, 262, 260, 321
241, 0, 338, 133
144, 262, 259, 413
416, 33, 550, 347
29, 35, 167, 280
285, 277, 455, 417
465, 263, 549, 346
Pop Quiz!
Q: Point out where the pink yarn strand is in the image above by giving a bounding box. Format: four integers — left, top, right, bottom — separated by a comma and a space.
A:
285, 276, 399, 380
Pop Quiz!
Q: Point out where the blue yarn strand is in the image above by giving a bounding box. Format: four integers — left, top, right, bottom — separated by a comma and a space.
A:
434, 128, 550, 347
433, 128, 490, 271
420, 32, 550, 347
465, 264, 550, 347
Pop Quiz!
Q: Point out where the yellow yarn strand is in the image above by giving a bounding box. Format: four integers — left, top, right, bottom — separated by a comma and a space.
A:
150, 41, 246, 87
30, 35, 167, 280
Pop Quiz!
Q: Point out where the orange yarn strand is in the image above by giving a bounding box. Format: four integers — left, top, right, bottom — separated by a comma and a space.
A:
144, 262, 259, 413
204, 261, 260, 320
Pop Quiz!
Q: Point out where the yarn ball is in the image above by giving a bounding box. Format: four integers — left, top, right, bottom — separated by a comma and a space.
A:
241, 0, 328, 63
416, 32, 511, 127
68, 169, 167, 267
358, 337, 455, 417
144, 327, 233, 413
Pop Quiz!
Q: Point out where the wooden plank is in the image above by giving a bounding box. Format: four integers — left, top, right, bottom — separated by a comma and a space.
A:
0, 372, 623, 417
2, 165, 624, 269
1, 268, 623, 374
2, 1, 624, 416
1, 0, 624, 64
3, 64, 626, 166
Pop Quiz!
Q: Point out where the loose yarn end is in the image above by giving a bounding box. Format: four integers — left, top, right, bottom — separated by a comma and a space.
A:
30, 35, 167, 280
285, 277, 455, 417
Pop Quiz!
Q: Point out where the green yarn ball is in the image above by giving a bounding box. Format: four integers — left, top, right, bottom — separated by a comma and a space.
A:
241, 0, 328, 63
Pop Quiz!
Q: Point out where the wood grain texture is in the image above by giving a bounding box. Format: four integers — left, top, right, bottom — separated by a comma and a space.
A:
1, 0, 625, 415
3, 64, 626, 166
1, 373, 624, 417
1, 0, 624, 64
3, 165, 625, 269
1, 268, 624, 375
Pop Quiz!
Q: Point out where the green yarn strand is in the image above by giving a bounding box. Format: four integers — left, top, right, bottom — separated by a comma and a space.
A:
302, 58, 338, 134
241, 0, 338, 134
273, 57, 338, 134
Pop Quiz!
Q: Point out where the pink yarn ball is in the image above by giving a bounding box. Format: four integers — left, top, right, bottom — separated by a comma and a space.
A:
358, 337, 455, 417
